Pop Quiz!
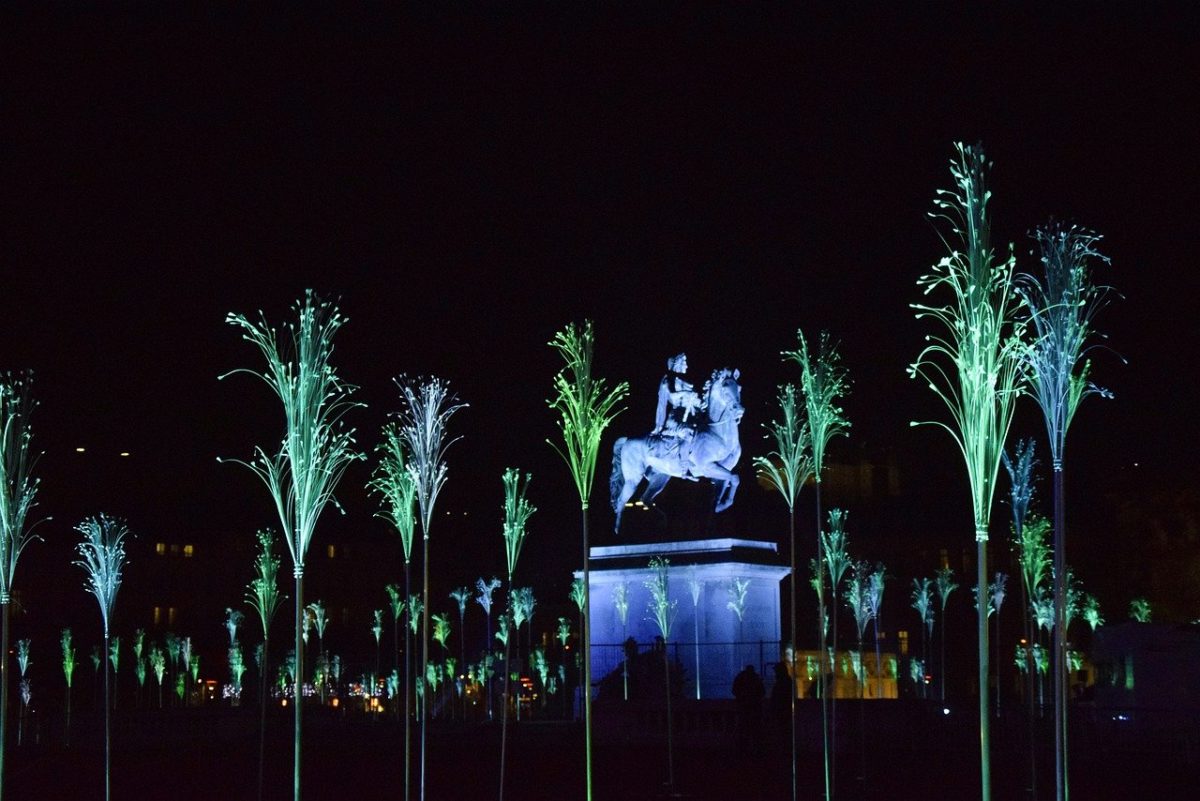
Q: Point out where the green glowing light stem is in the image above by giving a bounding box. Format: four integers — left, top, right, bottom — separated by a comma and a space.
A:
546, 321, 628, 801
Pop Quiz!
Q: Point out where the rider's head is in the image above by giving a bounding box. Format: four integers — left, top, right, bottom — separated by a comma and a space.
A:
669, 353, 688, 373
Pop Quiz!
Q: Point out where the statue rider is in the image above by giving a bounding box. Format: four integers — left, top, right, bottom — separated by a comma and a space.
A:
652, 353, 702, 478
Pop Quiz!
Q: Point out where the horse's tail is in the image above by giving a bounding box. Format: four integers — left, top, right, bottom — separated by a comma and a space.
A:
610, 437, 626, 512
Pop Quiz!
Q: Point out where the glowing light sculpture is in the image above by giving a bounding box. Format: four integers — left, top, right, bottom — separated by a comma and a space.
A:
752, 381, 813, 801
821, 507, 852, 791
75, 514, 129, 801
392, 375, 464, 801
911, 578, 934, 700
222, 291, 364, 801
371, 427, 419, 771
614, 580, 632, 701
910, 143, 1026, 801
1129, 598, 1151, 623
1003, 436, 1040, 798
497, 468, 535, 801
0, 372, 45, 800
15, 639, 29, 746
645, 556, 679, 793
1018, 221, 1115, 801
988, 573, 1008, 716
474, 577, 501, 718
246, 529, 283, 801
61, 628, 76, 744
784, 331, 848, 801
546, 320, 628, 801
934, 567, 958, 703
866, 566, 886, 700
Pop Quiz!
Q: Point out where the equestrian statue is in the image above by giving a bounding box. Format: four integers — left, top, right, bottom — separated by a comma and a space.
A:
610, 353, 744, 533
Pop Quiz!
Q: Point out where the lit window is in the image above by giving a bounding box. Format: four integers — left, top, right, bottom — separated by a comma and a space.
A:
183, 544, 194, 558
327, 544, 336, 559
153, 606, 162, 626
168, 607, 177, 626
155, 542, 166, 556
939, 549, 949, 570
898, 630, 909, 656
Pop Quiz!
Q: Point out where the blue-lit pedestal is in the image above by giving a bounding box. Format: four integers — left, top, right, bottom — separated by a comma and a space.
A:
581, 538, 789, 700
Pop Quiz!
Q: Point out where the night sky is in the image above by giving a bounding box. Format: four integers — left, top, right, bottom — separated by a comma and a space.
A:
4, 8, 1198, 645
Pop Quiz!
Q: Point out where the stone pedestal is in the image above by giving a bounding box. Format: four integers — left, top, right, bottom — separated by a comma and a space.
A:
580, 537, 788, 700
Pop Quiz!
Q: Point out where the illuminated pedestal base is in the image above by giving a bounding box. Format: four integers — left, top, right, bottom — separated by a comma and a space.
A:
582, 538, 789, 700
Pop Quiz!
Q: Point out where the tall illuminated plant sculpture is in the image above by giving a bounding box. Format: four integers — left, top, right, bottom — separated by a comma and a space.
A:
910, 143, 1026, 800
246, 529, 283, 801
784, 331, 848, 801
370, 427, 419, 791
75, 514, 128, 801
547, 320, 628, 801
0, 372, 45, 800
1018, 222, 1115, 801
752, 381, 813, 801
222, 290, 363, 801
393, 375, 464, 801
645, 557, 679, 793
498, 468, 535, 801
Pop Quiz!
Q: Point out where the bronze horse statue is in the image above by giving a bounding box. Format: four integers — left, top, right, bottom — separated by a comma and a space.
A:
610, 368, 744, 532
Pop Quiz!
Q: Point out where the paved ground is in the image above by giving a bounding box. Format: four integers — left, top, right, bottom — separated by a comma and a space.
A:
4, 700, 1195, 800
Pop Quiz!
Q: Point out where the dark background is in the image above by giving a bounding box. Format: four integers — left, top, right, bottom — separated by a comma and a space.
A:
2, 7, 1197, 666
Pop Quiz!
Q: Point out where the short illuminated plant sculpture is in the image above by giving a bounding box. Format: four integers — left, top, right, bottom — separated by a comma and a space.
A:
15, 639, 29, 746
1003, 435, 1040, 798
614, 580, 632, 701
75, 514, 129, 801
727, 577, 751, 665
150, 645, 165, 709
306, 601, 329, 703
785, 331, 848, 801
246, 530, 283, 801
222, 291, 363, 801
821, 507, 852, 790
0, 372, 45, 800
910, 143, 1026, 801
370, 424, 419, 782
911, 578, 934, 699
475, 577, 501, 717
547, 320, 628, 801
645, 556, 679, 793
392, 375, 464, 801
1082, 595, 1103, 631
934, 567, 957, 702
450, 587, 470, 676
752, 381, 813, 801
61, 628, 76, 745
1018, 222, 1116, 801
108, 637, 120, 709
989, 573, 1007, 715
865, 567, 886, 700
1129, 598, 1151, 623
497, 468, 535, 801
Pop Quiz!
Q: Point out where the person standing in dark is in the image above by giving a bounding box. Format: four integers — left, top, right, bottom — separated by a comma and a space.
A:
732, 664, 765, 752
770, 645, 795, 743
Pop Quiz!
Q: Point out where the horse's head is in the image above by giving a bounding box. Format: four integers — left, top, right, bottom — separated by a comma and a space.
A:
706, 368, 744, 425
